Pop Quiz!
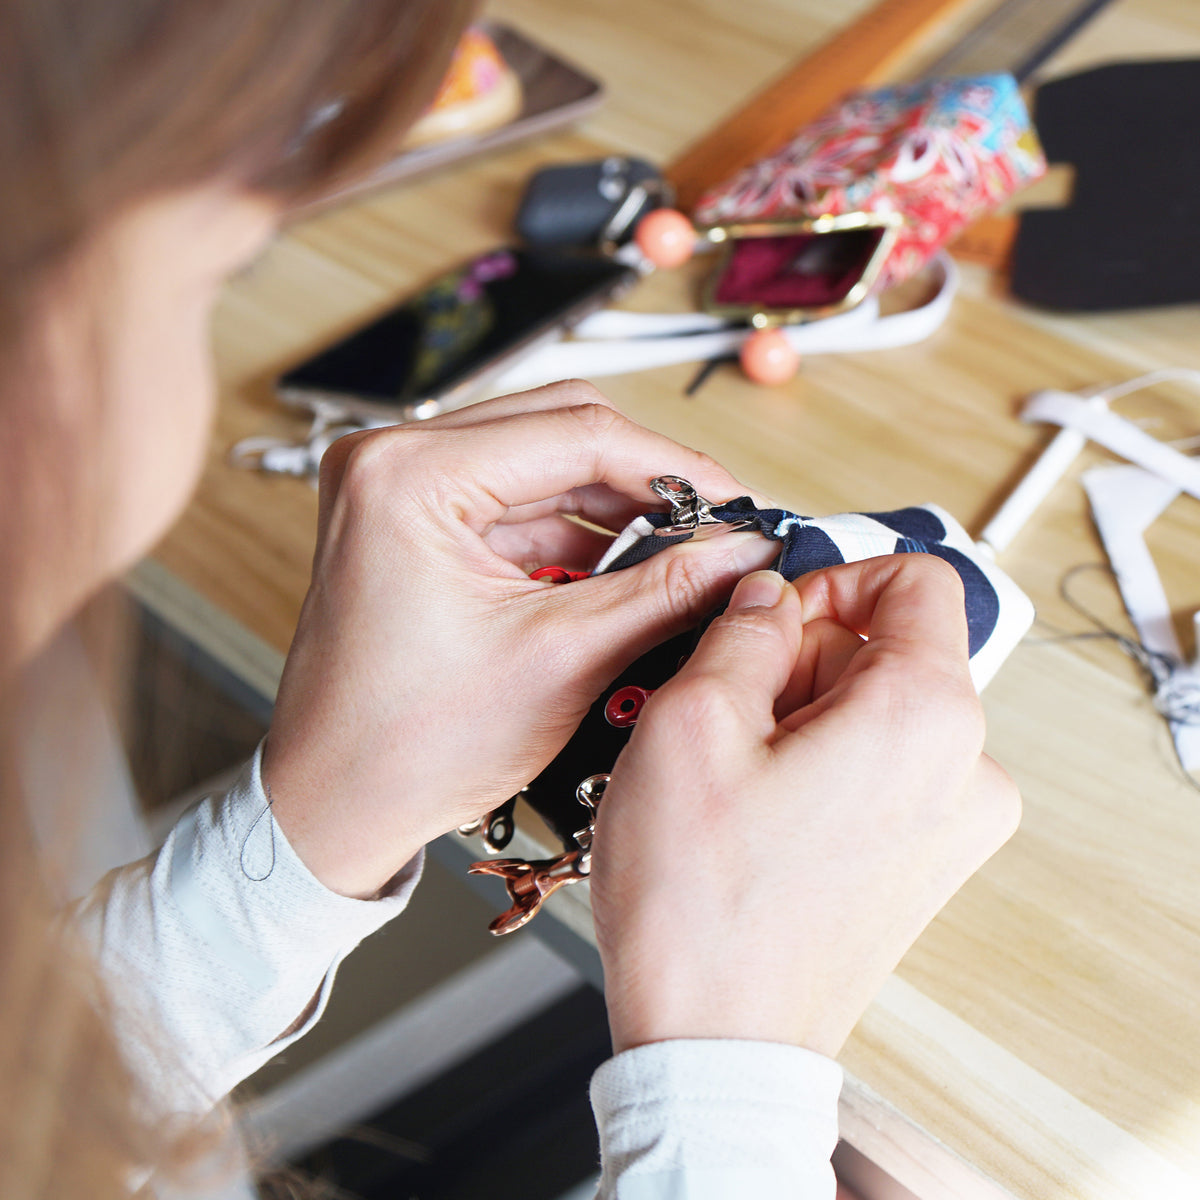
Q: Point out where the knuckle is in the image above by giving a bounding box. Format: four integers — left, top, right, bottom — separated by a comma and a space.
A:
710, 605, 787, 652
652, 671, 740, 735
317, 426, 366, 477
915, 675, 986, 747
552, 379, 617, 410
565, 397, 625, 442
659, 548, 718, 622
327, 426, 420, 504
987, 765, 1023, 842
687, 446, 725, 482
865, 647, 984, 746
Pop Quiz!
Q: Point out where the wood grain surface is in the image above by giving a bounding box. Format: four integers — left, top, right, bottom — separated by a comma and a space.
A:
145, 2, 1200, 1197
664, 0, 981, 212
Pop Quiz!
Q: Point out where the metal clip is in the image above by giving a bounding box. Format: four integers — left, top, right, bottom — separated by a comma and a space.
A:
650, 475, 755, 538
468, 851, 590, 935
468, 775, 609, 935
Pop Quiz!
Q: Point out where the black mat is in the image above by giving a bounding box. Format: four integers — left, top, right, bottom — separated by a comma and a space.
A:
1011, 59, 1200, 311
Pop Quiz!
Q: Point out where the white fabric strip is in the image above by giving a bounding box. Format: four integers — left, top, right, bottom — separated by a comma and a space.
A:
1082, 464, 1200, 771
1021, 389, 1200, 502
492, 255, 957, 392
571, 310, 733, 339
981, 372, 1200, 555
977, 398, 1099, 555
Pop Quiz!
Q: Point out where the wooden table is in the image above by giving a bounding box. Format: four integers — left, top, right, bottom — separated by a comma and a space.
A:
133, 1, 1200, 1196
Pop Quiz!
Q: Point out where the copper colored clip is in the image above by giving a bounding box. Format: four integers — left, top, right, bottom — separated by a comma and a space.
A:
468, 849, 590, 935
467, 774, 610, 936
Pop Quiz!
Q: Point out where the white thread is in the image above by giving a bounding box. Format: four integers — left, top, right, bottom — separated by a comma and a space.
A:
1153, 670, 1200, 725
773, 516, 813, 537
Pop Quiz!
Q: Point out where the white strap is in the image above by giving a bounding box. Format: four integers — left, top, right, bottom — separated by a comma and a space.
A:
979, 371, 1200, 555
1083, 463, 1200, 771
492, 254, 958, 392
1021, 387, 1200, 503
571, 310, 732, 339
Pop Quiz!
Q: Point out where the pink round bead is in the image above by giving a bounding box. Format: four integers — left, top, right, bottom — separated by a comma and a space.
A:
634, 208, 696, 269
739, 327, 801, 385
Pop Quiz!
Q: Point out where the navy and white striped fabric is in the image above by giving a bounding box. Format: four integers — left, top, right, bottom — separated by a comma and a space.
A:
595, 496, 1033, 690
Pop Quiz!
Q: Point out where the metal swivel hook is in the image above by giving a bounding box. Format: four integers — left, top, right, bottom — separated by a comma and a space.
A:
649, 475, 754, 538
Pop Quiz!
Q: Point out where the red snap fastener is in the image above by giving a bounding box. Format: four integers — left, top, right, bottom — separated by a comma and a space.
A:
605, 685, 655, 728
530, 566, 589, 584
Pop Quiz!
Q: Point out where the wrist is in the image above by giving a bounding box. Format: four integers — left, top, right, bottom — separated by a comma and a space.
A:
262, 752, 423, 901
602, 952, 853, 1060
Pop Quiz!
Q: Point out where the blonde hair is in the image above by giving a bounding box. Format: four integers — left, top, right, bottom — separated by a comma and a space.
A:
0, 1, 475, 1192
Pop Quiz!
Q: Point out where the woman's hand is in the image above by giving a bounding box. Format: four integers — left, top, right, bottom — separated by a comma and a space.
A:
591, 556, 1021, 1058
263, 383, 776, 898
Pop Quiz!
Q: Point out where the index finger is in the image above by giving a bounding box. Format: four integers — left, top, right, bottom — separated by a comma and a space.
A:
794, 554, 972, 675
401, 401, 748, 530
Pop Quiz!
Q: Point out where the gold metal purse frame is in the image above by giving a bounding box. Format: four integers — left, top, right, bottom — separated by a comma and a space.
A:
698, 210, 902, 326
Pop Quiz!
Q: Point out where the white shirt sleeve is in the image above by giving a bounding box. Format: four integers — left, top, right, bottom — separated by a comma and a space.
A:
590, 1039, 843, 1199
71, 741, 422, 1115
71, 741, 841, 1198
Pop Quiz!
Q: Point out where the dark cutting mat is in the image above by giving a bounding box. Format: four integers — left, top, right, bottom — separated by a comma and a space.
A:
1011, 59, 1200, 311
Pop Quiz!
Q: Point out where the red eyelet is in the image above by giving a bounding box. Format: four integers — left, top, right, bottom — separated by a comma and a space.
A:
530, 566, 590, 584
605, 685, 655, 728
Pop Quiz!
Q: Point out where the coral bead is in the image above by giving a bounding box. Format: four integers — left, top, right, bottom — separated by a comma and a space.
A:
634, 208, 696, 269
739, 327, 801, 385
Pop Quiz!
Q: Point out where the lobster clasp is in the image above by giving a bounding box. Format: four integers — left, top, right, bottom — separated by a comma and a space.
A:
650, 475, 755, 538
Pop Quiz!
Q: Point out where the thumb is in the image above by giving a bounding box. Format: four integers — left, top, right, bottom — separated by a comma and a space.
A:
564, 530, 779, 672
665, 571, 804, 735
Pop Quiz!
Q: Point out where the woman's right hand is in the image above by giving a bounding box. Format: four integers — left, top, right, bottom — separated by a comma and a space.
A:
590, 555, 1021, 1059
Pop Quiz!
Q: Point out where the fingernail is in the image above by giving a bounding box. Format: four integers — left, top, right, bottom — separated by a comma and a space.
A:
728, 570, 787, 611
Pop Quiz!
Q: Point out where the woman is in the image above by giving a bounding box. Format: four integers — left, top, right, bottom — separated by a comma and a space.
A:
0, 2, 1020, 1196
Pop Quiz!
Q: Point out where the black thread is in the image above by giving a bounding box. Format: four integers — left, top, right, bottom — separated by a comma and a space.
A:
1028, 562, 1200, 792
240, 779, 277, 882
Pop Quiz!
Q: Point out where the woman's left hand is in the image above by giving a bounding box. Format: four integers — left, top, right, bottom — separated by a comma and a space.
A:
263, 382, 775, 898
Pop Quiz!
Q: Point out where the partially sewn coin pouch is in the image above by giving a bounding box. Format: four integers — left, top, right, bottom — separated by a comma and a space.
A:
520, 497, 1033, 848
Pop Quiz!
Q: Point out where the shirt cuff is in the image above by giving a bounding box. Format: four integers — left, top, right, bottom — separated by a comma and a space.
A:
75, 741, 423, 1112
591, 1039, 842, 1199
170, 738, 422, 964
